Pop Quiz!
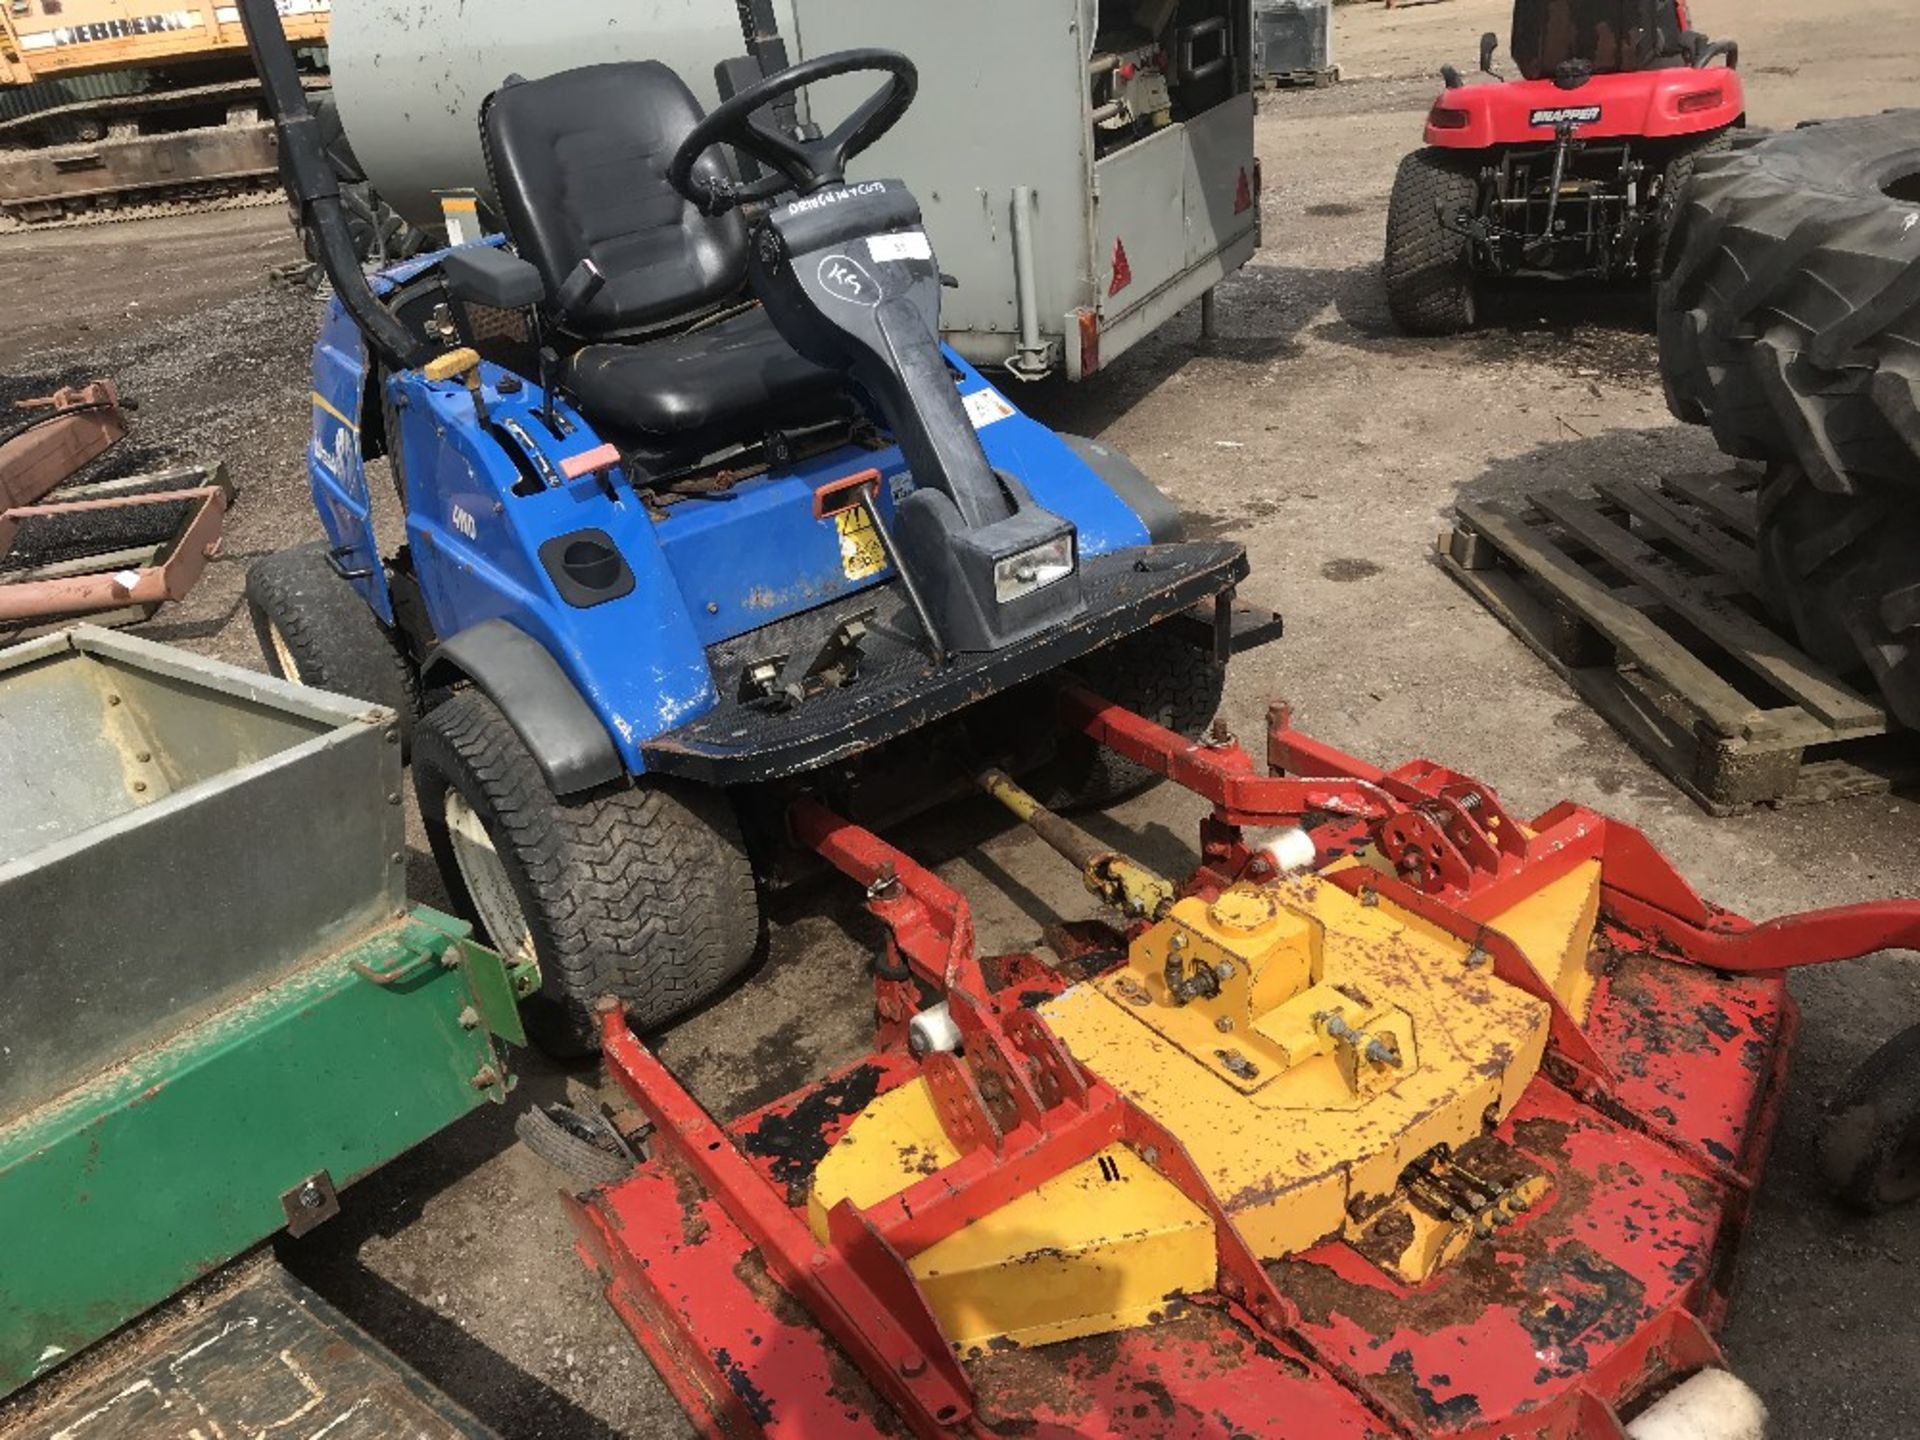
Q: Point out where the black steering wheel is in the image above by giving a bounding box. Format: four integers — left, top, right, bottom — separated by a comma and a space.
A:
668, 49, 918, 215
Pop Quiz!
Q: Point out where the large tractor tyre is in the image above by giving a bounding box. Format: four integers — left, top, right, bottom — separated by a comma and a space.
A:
1756, 464, 1920, 728
1384, 148, 1481, 336
245, 543, 421, 748
1659, 110, 1920, 487
302, 94, 432, 267
1820, 1022, 1920, 1214
412, 690, 762, 1057
1030, 624, 1227, 814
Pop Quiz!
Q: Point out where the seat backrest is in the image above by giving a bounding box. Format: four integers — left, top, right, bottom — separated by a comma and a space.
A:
481, 62, 748, 338
1510, 0, 1670, 81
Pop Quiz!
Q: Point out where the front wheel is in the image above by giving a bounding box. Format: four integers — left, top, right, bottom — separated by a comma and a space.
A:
412, 690, 763, 1055
1821, 1023, 1920, 1214
1027, 624, 1227, 813
1384, 148, 1481, 336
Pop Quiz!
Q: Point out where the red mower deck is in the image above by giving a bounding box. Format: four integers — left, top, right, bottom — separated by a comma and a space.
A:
568, 689, 1919, 1439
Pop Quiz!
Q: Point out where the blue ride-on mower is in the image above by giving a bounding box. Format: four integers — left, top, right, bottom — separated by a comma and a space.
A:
237, 1, 1273, 1053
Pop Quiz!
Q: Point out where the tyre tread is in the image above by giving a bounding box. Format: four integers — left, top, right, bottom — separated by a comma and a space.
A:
412, 690, 760, 1052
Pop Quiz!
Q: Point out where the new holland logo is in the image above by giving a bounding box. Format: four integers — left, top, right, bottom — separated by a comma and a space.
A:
1530, 104, 1604, 128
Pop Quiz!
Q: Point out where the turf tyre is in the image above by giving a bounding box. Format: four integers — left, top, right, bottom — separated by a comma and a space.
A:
1028, 623, 1227, 813
245, 542, 421, 746
1649, 129, 1732, 278
1820, 1022, 1920, 1214
1384, 148, 1481, 335
412, 690, 761, 1056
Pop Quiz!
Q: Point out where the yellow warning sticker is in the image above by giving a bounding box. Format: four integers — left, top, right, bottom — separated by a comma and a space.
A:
835, 505, 887, 581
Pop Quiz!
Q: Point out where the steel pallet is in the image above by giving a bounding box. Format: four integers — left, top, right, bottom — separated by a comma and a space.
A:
1440, 468, 1914, 814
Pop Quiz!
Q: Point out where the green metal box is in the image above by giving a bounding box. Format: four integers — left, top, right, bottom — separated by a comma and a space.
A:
0, 628, 535, 1398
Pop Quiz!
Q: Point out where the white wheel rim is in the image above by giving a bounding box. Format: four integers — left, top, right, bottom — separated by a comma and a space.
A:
266, 621, 302, 683
444, 790, 537, 964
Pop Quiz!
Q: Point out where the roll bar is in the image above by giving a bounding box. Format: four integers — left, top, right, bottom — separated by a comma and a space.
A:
238, 0, 435, 371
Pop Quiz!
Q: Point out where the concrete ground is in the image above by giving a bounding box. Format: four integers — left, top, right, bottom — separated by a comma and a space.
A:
3, 0, 1916, 1433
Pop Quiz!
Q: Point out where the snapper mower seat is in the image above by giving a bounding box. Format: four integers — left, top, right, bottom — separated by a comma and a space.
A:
479, 62, 846, 455
1510, 0, 1691, 81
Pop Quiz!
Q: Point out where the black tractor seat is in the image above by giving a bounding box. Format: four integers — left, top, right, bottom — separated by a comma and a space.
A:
477, 61, 849, 458
567, 308, 847, 446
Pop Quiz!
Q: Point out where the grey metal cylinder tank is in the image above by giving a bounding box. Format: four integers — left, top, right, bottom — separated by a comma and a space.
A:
329, 0, 795, 227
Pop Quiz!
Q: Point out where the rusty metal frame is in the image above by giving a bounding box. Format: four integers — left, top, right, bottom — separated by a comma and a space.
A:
0, 380, 129, 511
581, 683, 1920, 1438
0, 478, 229, 625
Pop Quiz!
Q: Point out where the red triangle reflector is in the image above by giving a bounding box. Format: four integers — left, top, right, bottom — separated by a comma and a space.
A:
1234, 168, 1253, 214
1109, 238, 1133, 296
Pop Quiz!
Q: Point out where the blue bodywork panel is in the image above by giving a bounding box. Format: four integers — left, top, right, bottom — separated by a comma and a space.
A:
303, 271, 1156, 776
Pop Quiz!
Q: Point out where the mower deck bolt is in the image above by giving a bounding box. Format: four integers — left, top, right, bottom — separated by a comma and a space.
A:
470, 1065, 500, 1089
1215, 1016, 1234, 1033
898, 1356, 927, 1378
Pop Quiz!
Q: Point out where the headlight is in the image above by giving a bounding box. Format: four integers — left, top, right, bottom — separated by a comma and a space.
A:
993, 535, 1075, 603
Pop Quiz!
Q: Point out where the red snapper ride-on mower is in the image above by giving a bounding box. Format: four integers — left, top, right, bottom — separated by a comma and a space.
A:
1385, 0, 1744, 334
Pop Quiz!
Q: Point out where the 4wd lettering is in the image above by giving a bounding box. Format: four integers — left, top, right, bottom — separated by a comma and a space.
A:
784, 181, 887, 217
1530, 105, 1603, 128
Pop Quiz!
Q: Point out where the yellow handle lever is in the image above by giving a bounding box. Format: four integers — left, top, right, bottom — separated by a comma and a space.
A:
424, 347, 482, 384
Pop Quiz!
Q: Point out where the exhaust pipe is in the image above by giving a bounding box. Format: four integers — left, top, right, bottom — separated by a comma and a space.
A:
236, 0, 433, 372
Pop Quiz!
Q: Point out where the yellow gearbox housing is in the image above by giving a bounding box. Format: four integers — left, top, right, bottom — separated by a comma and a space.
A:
807, 859, 1605, 1352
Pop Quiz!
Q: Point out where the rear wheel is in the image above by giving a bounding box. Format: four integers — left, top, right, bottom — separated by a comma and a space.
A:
245, 543, 421, 747
1821, 1023, 1920, 1214
1029, 624, 1226, 813
1384, 148, 1481, 335
1649, 129, 1732, 279
412, 690, 762, 1056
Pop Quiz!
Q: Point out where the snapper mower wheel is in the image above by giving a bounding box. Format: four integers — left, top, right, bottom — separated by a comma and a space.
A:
1649, 129, 1731, 279
412, 690, 762, 1056
1384, 148, 1480, 335
245, 543, 421, 748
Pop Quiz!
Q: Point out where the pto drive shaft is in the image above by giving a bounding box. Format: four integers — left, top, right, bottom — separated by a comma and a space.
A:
976, 767, 1175, 921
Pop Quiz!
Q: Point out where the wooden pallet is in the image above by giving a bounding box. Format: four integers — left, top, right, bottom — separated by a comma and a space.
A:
1439, 470, 1915, 814
1255, 64, 1342, 90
